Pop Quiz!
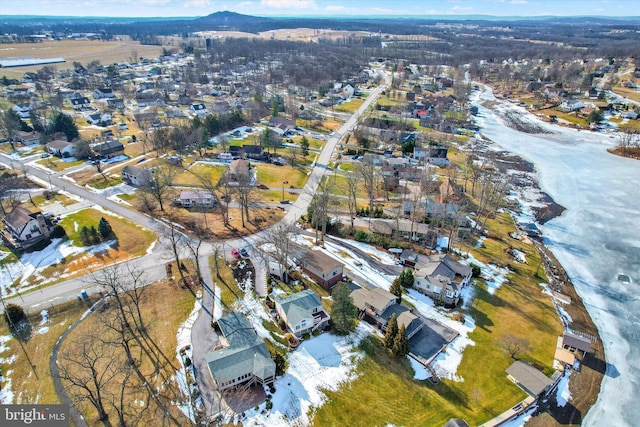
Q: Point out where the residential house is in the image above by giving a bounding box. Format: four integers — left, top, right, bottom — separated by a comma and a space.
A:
135, 92, 164, 108
269, 116, 296, 129
561, 332, 592, 355
12, 103, 32, 119
7, 87, 32, 100
403, 198, 460, 223
413, 253, 472, 306
506, 361, 555, 398
107, 98, 125, 109
242, 145, 266, 160
122, 165, 152, 187
439, 178, 464, 204
560, 99, 585, 112
92, 140, 124, 158
176, 190, 215, 209
206, 312, 276, 392
87, 112, 112, 126
177, 93, 192, 106
47, 139, 76, 157
93, 88, 114, 99
350, 287, 423, 339
1, 206, 53, 250
70, 96, 91, 110
300, 250, 343, 290
13, 130, 41, 146
190, 103, 207, 116
224, 159, 251, 184
426, 148, 450, 167
274, 290, 330, 337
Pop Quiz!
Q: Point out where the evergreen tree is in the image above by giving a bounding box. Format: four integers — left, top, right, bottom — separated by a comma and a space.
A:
331, 283, 358, 334
384, 314, 398, 349
390, 278, 403, 303
399, 269, 415, 289
89, 226, 100, 244
80, 226, 91, 246
51, 112, 79, 142
300, 135, 310, 158
98, 217, 113, 239
392, 324, 410, 357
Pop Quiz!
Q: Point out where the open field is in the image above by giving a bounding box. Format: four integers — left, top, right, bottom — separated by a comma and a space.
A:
0, 39, 164, 78
611, 85, 640, 104
255, 163, 308, 188
335, 98, 365, 113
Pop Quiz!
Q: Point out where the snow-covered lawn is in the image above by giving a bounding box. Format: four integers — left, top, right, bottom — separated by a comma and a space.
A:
243, 325, 369, 427
0, 238, 117, 295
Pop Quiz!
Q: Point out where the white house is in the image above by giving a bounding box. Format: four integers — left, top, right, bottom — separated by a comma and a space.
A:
190, 103, 207, 116
274, 290, 330, 337
87, 112, 113, 126
47, 139, 76, 157
176, 190, 215, 208
12, 103, 32, 119
93, 88, 115, 99
1, 206, 53, 250
560, 99, 585, 112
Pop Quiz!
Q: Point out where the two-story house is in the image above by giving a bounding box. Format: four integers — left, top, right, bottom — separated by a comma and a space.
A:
274, 290, 330, 338
121, 165, 153, 187
413, 254, 472, 306
1, 206, 53, 250
300, 250, 344, 290
205, 312, 276, 392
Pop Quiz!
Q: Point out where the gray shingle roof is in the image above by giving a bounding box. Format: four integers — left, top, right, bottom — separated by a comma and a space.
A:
275, 290, 322, 328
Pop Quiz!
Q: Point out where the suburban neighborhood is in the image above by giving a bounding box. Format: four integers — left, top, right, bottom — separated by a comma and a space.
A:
0, 7, 638, 427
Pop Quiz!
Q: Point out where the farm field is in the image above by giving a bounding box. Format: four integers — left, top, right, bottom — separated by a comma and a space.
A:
0, 39, 164, 78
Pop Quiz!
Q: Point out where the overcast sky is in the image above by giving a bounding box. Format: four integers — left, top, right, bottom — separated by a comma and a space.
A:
0, 0, 635, 18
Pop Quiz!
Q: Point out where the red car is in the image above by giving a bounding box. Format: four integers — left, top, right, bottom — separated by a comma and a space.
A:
231, 248, 241, 259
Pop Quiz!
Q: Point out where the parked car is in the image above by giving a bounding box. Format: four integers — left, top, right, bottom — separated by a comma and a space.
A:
231, 248, 241, 259
257, 184, 269, 189
239, 248, 250, 259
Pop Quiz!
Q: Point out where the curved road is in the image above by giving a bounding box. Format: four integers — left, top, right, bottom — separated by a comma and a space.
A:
1, 67, 390, 419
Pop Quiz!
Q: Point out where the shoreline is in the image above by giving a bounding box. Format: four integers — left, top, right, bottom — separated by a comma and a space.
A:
473, 102, 605, 425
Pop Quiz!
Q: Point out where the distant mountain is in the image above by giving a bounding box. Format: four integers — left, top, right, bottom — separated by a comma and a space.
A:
193, 11, 272, 27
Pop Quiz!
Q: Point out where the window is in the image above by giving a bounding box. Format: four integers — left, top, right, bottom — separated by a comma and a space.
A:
25, 234, 31, 239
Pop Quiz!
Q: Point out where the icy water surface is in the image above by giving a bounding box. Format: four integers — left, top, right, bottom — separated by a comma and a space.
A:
473, 88, 640, 427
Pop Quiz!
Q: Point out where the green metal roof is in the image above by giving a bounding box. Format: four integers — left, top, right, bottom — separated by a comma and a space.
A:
206, 312, 275, 384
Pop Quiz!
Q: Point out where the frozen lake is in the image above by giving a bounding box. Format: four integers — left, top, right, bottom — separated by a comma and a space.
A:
472, 88, 640, 427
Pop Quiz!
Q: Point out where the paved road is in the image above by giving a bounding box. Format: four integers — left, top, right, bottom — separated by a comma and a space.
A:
0, 68, 390, 419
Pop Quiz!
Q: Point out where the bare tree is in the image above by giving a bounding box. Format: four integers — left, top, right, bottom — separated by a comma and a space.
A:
618, 128, 639, 152
141, 163, 179, 212
342, 172, 359, 235
501, 334, 532, 359
58, 334, 118, 425
259, 221, 296, 279
356, 159, 377, 210
234, 171, 256, 228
